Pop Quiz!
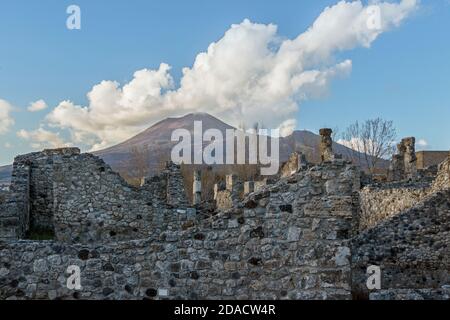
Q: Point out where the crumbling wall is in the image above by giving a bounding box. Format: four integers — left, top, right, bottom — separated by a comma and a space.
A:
165, 162, 189, 208
52, 155, 194, 244
359, 154, 449, 230
280, 152, 307, 178
388, 137, 418, 182
0, 160, 360, 300
0, 159, 30, 241
0, 149, 191, 244
430, 155, 450, 192
359, 182, 430, 231
352, 189, 450, 299
215, 175, 243, 211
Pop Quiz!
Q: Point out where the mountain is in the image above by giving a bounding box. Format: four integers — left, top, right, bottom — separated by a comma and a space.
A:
94, 112, 386, 174
0, 113, 387, 184
94, 113, 235, 173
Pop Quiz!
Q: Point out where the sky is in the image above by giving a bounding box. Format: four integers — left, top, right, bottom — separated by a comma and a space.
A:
0, 0, 449, 165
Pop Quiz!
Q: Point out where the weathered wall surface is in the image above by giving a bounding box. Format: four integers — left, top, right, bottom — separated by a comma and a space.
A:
369, 287, 450, 300
430, 155, 450, 192
359, 183, 430, 231
352, 189, 450, 298
359, 154, 449, 230
416, 151, 449, 170
0, 149, 191, 244
0, 160, 360, 300
1, 145, 448, 300
0, 160, 30, 241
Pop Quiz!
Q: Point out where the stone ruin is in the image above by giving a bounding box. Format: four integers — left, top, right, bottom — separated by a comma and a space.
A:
389, 137, 418, 181
319, 128, 334, 162
0, 131, 449, 300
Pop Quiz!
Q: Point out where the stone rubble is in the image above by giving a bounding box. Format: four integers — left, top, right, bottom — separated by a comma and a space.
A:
0, 133, 448, 300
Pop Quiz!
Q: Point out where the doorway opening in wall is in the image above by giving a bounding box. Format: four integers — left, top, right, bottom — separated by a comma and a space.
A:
26, 226, 55, 241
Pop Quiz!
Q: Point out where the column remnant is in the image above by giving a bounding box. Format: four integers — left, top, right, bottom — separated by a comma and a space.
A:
319, 128, 334, 162
193, 170, 202, 205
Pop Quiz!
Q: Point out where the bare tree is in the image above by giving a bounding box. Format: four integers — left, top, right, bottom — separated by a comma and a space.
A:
341, 118, 396, 173
331, 126, 340, 142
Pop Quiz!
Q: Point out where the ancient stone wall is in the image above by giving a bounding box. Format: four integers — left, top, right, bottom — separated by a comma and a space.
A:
0, 160, 360, 300
359, 182, 430, 231
359, 154, 449, 230
0, 159, 30, 241
430, 155, 450, 192
0, 149, 191, 244
369, 287, 450, 300
352, 189, 450, 298
280, 152, 307, 178
416, 151, 449, 170
389, 137, 418, 181
215, 175, 243, 211
1, 145, 448, 300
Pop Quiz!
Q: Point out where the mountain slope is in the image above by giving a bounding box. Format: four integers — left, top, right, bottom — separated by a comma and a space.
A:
0, 112, 388, 183
93, 112, 386, 174
94, 112, 235, 172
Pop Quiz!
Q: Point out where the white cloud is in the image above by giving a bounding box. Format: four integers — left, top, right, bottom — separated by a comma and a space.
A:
0, 99, 15, 134
17, 128, 69, 150
278, 119, 297, 138
4, 142, 11, 148
28, 99, 48, 112
44, 0, 418, 150
417, 138, 428, 149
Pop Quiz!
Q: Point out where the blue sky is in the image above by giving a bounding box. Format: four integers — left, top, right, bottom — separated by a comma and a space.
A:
0, 0, 449, 165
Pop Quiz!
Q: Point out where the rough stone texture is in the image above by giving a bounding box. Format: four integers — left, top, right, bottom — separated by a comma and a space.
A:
319, 129, 333, 162
352, 189, 450, 299
215, 175, 243, 211
164, 162, 189, 208
403, 137, 417, 180
430, 154, 450, 193
1, 146, 449, 300
359, 154, 450, 230
0, 149, 191, 244
369, 287, 450, 300
0, 158, 31, 240
389, 137, 418, 181
359, 182, 430, 231
0, 157, 359, 300
281, 152, 308, 178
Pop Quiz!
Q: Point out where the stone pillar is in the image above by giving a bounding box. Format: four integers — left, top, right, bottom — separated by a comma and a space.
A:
193, 170, 202, 205
244, 181, 255, 195
403, 137, 417, 181
213, 184, 219, 201
319, 128, 334, 162
213, 181, 226, 201
226, 175, 235, 191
